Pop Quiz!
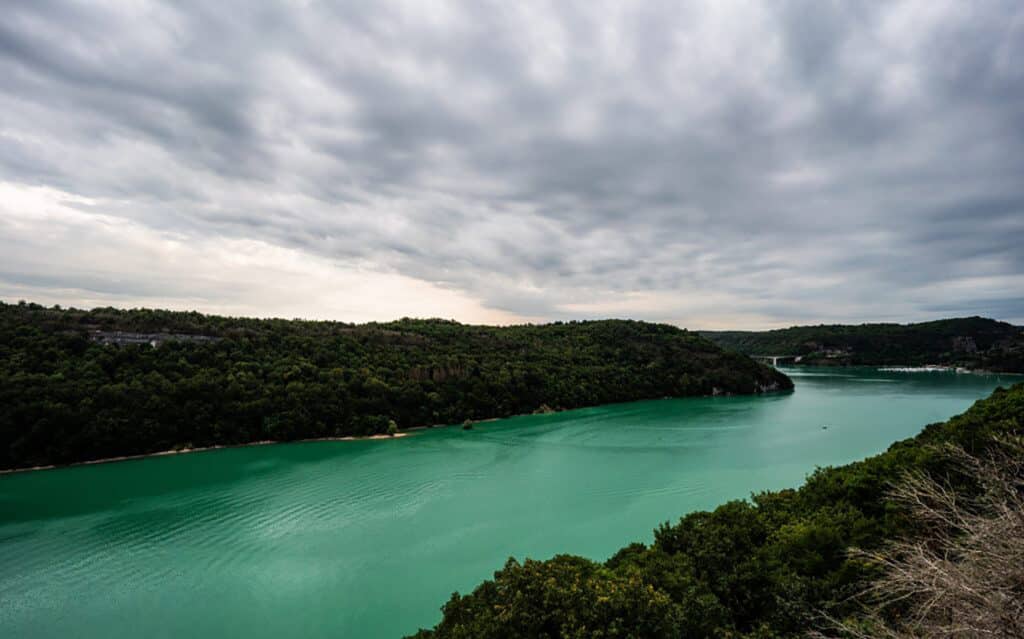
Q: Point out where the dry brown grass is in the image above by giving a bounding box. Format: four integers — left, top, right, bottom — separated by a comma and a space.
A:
812, 437, 1024, 639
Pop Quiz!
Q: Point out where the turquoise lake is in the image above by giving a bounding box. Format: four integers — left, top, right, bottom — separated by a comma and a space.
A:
0, 367, 1017, 638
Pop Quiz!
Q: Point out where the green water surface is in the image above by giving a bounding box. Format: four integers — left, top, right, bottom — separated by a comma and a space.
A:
0, 367, 1016, 637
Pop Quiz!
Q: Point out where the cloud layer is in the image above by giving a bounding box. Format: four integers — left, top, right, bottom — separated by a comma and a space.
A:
1, 0, 1022, 327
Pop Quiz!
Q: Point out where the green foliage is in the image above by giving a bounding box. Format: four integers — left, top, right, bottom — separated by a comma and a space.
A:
408, 556, 686, 639
703, 317, 1024, 371
410, 383, 1024, 638
0, 301, 791, 469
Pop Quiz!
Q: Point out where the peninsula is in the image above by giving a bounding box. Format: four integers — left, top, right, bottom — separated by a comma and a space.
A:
0, 301, 791, 471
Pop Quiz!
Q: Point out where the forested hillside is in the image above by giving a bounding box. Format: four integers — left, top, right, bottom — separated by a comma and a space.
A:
409, 383, 1024, 638
703, 317, 1024, 371
0, 301, 790, 470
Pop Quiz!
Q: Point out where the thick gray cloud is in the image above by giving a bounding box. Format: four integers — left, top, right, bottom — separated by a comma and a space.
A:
0, 0, 1022, 327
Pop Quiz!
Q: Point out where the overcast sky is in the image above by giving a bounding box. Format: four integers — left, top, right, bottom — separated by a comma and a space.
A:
1, 0, 1022, 328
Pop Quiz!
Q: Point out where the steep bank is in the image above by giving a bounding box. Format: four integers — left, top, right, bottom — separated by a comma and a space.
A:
703, 316, 1024, 372
0, 301, 790, 470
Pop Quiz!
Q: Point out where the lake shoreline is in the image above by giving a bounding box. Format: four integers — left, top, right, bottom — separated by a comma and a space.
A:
0, 413, 552, 475
0, 432, 413, 476
775, 363, 1023, 375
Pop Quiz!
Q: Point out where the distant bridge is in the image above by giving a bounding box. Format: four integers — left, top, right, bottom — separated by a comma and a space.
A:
751, 355, 800, 366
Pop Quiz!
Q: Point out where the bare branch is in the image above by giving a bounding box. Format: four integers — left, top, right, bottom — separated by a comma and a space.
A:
813, 437, 1024, 639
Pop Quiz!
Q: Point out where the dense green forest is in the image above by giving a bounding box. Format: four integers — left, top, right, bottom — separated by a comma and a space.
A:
0, 301, 790, 470
703, 317, 1024, 371
409, 382, 1024, 638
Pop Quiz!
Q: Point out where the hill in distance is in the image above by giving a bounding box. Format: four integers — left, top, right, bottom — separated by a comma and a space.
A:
702, 316, 1024, 372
